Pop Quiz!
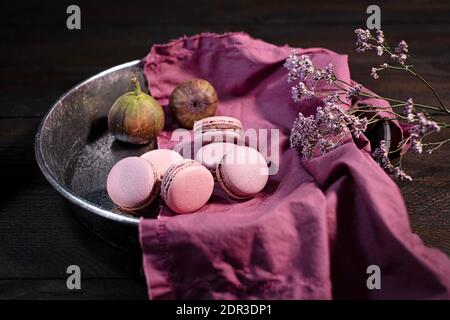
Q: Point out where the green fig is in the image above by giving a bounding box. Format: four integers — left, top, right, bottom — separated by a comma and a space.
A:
108, 77, 165, 144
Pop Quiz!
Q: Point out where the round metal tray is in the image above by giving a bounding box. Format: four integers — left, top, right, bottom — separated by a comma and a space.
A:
35, 60, 154, 252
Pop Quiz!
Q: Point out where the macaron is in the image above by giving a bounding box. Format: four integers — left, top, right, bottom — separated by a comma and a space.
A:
193, 116, 243, 145
106, 157, 159, 210
216, 146, 269, 199
161, 159, 214, 214
194, 142, 236, 174
141, 149, 184, 178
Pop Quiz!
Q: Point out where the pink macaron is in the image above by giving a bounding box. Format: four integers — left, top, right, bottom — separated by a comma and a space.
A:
106, 157, 159, 210
216, 146, 269, 199
193, 116, 243, 145
141, 149, 184, 178
194, 142, 236, 174
161, 159, 214, 214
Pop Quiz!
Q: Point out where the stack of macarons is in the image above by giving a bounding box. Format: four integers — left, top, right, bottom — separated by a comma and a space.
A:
194, 116, 269, 199
106, 116, 269, 214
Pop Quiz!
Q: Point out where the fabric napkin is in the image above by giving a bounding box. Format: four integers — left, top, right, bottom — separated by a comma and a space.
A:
140, 32, 450, 299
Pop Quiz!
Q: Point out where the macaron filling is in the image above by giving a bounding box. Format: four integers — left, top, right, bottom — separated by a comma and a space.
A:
161, 160, 201, 202
194, 116, 243, 135
197, 123, 243, 134
132, 161, 160, 210
161, 161, 188, 202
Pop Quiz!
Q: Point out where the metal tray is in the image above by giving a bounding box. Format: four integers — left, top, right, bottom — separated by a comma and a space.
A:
35, 60, 155, 252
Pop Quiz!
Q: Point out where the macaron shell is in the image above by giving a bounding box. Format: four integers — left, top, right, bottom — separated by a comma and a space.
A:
141, 149, 183, 178
194, 142, 236, 171
162, 161, 214, 214
106, 157, 158, 210
217, 146, 269, 198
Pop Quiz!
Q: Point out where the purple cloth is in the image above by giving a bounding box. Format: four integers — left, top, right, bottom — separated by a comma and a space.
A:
140, 32, 450, 299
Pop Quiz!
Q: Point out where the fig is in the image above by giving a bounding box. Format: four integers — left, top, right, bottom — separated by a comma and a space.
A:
108, 77, 165, 144
169, 79, 218, 129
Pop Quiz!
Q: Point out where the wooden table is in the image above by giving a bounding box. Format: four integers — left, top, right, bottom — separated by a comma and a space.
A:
1, 0, 449, 299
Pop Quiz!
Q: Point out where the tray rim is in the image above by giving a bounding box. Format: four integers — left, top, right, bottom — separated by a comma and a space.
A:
34, 60, 142, 226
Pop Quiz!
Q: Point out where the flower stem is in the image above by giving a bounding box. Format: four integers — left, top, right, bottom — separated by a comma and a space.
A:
334, 76, 444, 112
350, 107, 408, 120
410, 66, 450, 114
423, 138, 450, 153
390, 135, 412, 155
384, 65, 406, 71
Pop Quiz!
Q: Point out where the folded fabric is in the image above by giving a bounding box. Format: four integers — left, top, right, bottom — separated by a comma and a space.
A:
140, 32, 450, 299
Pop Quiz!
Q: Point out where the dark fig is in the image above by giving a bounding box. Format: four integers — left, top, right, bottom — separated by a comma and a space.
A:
169, 79, 218, 129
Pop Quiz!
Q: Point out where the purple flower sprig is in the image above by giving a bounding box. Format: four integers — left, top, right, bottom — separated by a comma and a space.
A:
289, 97, 368, 160
284, 52, 335, 101
409, 111, 441, 154
285, 29, 450, 181
355, 28, 450, 115
355, 28, 409, 67
372, 140, 412, 181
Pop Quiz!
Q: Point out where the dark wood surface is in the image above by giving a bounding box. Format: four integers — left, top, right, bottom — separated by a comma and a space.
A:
0, 0, 449, 299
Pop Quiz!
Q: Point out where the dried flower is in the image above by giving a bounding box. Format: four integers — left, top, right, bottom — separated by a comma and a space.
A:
371, 67, 380, 79
284, 52, 337, 101
355, 28, 373, 52
409, 113, 440, 154
292, 82, 314, 101
323, 93, 340, 104
317, 138, 335, 155
315, 104, 348, 135
353, 28, 409, 66
396, 40, 408, 54
287, 25, 450, 183
392, 167, 413, 181
376, 29, 385, 45
390, 40, 409, 64
284, 51, 315, 82
323, 63, 335, 84
290, 97, 369, 159
290, 112, 317, 159
376, 46, 384, 56
391, 53, 407, 65
350, 116, 368, 138
372, 140, 389, 164
372, 140, 412, 181
345, 84, 362, 100
410, 134, 423, 154
370, 63, 389, 80
404, 98, 415, 122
